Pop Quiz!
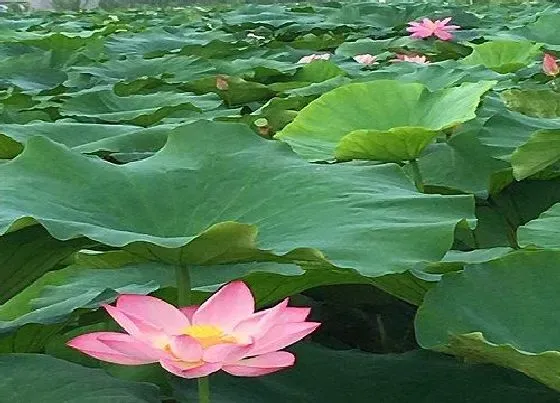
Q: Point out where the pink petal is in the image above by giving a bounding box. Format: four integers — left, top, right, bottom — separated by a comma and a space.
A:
544, 53, 560, 76
434, 30, 453, 41
169, 335, 204, 362
179, 305, 198, 321
203, 343, 254, 363
223, 351, 295, 377
160, 359, 222, 379
440, 17, 452, 25
104, 304, 162, 341
233, 298, 289, 337
116, 294, 190, 334
67, 332, 161, 365
276, 307, 312, 323
407, 21, 421, 27
250, 322, 320, 356
192, 280, 255, 331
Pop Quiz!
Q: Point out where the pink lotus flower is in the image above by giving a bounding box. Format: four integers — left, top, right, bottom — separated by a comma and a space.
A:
543, 53, 559, 77
406, 17, 460, 41
67, 281, 319, 379
353, 54, 378, 65
394, 54, 430, 64
297, 53, 331, 64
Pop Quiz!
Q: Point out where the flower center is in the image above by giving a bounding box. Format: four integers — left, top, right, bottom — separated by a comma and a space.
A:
183, 325, 237, 348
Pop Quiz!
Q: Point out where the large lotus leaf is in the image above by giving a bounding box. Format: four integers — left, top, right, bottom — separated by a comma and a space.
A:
0, 323, 67, 353
0, 123, 136, 158
360, 61, 508, 92
511, 129, 560, 180
0, 123, 172, 158
104, 28, 235, 57
172, 344, 559, 403
1, 248, 409, 332
60, 89, 222, 125
517, 202, 560, 249
422, 247, 513, 275
335, 38, 395, 58
0, 225, 90, 305
461, 40, 541, 73
0, 354, 161, 403
220, 4, 325, 28
0, 252, 305, 333
501, 89, 560, 119
0, 120, 474, 277
335, 127, 439, 162
516, 11, 560, 46
275, 80, 494, 161
418, 129, 512, 197
476, 96, 560, 160
0, 52, 67, 94
416, 249, 560, 391
67, 55, 216, 87
293, 60, 346, 84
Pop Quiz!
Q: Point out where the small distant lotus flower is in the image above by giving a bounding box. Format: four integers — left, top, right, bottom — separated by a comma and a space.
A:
394, 54, 430, 64
297, 53, 331, 64
543, 53, 559, 77
67, 281, 319, 379
353, 54, 378, 65
406, 17, 460, 41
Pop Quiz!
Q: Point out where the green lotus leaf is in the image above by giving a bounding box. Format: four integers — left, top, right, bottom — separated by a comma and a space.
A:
0, 120, 473, 277
293, 60, 346, 83
60, 88, 222, 125
418, 129, 512, 197
416, 249, 560, 391
172, 343, 559, 403
518, 202, 560, 249
104, 28, 235, 58
360, 60, 508, 92
0, 354, 161, 402
475, 96, 560, 160
516, 11, 560, 47
0, 52, 67, 94
462, 40, 542, 73
66, 55, 216, 88
511, 129, 560, 180
275, 80, 494, 161
0, 225, 90, 305
0, 123, 172, 158
335, 127, 439, 162
501, 89, 560, 119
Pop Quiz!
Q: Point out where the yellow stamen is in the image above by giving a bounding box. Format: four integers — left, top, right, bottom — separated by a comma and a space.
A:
182, 325, 237, 348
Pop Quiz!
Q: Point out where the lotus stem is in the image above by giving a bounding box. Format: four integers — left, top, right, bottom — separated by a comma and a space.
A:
198, 376, 211, 403
175, 265, 192, 306
409, 159, 424, 193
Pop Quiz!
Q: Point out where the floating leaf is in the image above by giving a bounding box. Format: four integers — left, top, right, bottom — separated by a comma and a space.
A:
0, 354, 161, 402
416, 249, 560, 391
462, 40, 541, 73
276, 80, 494, 161
172, 343, 559, 403
0, 121, 474, 277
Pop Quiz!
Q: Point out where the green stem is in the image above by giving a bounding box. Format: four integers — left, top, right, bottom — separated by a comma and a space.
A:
409, 159, 424, 193
198, 377, 210, 403
175, 266, 191, 306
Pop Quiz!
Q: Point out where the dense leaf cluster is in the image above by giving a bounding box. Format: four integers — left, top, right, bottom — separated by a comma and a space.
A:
0, 1, 560, 401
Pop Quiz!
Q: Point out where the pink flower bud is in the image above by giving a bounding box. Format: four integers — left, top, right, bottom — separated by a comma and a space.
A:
543, 53, 559, 77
